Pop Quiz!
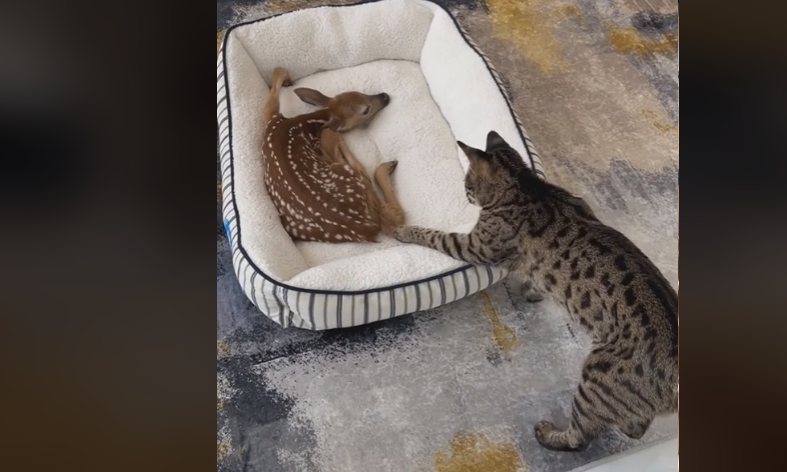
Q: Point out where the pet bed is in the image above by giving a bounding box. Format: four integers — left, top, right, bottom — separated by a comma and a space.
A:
217, 0, 545, 330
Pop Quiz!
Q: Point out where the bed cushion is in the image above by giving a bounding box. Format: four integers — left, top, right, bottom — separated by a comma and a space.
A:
217, 0, 545, 329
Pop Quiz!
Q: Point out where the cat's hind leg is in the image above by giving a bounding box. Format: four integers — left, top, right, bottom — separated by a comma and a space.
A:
618, 417, 653, 440
536, 351, 625, 451
535, 381, 606, 451
536, 349, 658, 450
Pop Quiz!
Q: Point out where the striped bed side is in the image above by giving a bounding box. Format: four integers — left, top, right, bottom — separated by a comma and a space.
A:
279, 265, 509, 330
218, 34, 293, 328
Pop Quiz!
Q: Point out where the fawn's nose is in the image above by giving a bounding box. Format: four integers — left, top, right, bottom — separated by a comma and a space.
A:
380, 93, 390, 105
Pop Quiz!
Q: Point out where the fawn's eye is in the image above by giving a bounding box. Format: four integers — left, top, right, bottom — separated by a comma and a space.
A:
361, 106, 370, 115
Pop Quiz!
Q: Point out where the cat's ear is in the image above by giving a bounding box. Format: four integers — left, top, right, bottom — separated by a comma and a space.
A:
486, 131, 511, 152
458, 141, 492, 179
458, 141, 489, 161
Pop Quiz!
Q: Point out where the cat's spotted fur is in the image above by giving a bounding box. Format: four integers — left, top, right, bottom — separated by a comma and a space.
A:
394, 131, 678, 451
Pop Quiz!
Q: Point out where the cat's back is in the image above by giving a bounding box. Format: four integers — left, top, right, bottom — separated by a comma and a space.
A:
584, 222, 677, 337
524, 204, 679, 413
558, 218, 677, 339
516, 186, 678, 360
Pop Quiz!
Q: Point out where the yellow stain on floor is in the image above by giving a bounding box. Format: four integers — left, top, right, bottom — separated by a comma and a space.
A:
262, 0, 308, 14
479, 291, 519, 356
558, 4, 587, 27
605, 24, 678, 55
217, 340, 231, 356
485, 0, 567, 74
642, 109, 678, 134
217, 30, 226, 57
261, 0, 301, 14
256, 0, 357, 15
217, 438, 233, 462
435, 432, 528, 472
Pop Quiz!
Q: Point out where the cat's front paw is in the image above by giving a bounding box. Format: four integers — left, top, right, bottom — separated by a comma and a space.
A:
393, 225, 418, 243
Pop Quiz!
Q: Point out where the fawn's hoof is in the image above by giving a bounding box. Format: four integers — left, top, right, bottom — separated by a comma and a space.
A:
375, 161, 398, 181
272, 67, 291, 87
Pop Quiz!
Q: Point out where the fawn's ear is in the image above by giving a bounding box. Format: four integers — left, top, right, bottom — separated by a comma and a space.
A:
322, 116, 342, 133
458, 141, 492, 180
485, 131, 511, 152
294, 88, 331, 107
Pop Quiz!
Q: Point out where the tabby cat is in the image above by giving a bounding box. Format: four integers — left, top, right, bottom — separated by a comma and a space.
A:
394, 131, 679, 451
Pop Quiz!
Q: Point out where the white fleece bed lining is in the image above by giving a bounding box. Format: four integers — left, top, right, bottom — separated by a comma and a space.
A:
218, 0, 545, 330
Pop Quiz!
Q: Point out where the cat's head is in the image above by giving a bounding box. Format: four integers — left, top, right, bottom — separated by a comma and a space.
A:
458, 131, 530, 206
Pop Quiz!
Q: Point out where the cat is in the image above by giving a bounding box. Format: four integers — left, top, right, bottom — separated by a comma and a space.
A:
394, 131, 679, 451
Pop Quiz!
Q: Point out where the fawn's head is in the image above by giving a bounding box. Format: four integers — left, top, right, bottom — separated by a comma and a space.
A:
294, 87, 390, 132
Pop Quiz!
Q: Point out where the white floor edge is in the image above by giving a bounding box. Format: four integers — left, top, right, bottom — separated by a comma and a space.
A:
567, 436, 679, 472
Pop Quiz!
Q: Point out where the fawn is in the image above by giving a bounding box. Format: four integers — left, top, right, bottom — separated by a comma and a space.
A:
261, 67, 405, 243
